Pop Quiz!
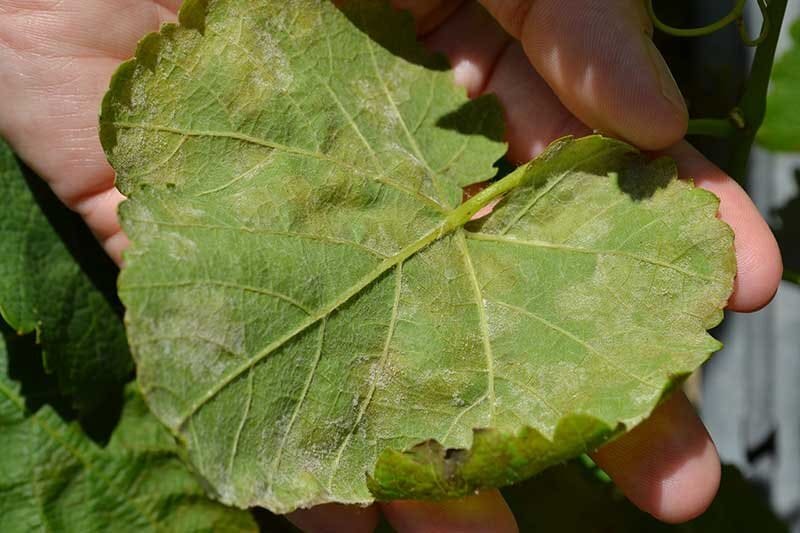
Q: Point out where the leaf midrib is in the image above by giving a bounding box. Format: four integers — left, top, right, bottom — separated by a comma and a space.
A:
170, 162, 533, 428
173, 219, 449, 428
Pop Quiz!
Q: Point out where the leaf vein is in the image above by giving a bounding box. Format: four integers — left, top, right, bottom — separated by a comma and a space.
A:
318, 77, 384, 174
466, 233, 717, 282
456, 232, 496, 425
107, 121, 359, 170
123, 218, 389, 259
485, 297, 660, 389
193, 153, 276, 197
228, 365, 254, 477
498, 170, 570, 235
173, 222, 446, 428
125, 279, 312, 315
498, 147, 626, 235
268, 318, 326, 486
364, 38, 449, 207
327, 262, 404, 489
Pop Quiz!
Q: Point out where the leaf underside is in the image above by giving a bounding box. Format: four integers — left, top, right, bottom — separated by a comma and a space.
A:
101, 0, 735, 513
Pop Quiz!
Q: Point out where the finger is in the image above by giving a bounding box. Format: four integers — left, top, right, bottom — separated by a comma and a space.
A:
483, 43, 590, 162
0, 0, 176, 61
286, 503, 380, 533
665, 141, 783, 312
425, 11, 781, 308
422, 1, 511, 97
380, 489, 518, 533
479, 0, 687, 150
155, 0, 183, 14
72, 187, 129, 266
423, 7, 590, 162
592, 392, 720, 524
0, 1, 178, 261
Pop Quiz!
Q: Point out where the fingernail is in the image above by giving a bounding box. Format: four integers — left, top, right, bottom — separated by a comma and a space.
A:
643, 38, 687, 118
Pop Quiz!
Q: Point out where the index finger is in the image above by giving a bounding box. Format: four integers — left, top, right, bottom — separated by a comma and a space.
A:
479, 0, 688, 150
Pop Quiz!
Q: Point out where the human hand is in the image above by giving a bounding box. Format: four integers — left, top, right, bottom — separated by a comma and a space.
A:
0, 0, 182, 264
0, 1, 782, 532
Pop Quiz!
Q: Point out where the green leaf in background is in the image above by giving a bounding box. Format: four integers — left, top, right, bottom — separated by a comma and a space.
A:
0, 332, 257, 533
101, 0, 735, 513
501, 462, 788, 533
758, 19, 800, 151
0, 139, 132, 414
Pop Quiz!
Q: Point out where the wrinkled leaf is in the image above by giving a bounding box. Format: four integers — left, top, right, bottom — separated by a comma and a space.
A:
0, 139, 132, 413
0, 334, 257, 533
758, 19, 800, 151
101, 0, 735, 513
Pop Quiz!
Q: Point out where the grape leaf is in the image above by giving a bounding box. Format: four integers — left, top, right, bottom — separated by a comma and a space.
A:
0, 333, 257, 532
100, 0, 735, 513
0, 139, 132, 413
758, 19, 800, 151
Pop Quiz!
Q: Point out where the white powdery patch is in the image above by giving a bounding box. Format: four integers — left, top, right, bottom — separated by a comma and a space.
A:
164, 231, 199, 262
251, 21, 293, 93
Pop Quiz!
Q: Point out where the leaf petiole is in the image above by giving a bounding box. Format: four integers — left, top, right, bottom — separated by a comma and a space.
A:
442, 163, 530, 234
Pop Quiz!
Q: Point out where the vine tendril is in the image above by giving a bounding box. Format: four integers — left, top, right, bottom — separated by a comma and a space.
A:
738, 0, 770, 46
646, 0, 769, 46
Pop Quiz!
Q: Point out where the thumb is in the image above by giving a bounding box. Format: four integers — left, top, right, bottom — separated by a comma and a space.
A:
479, 0, 688, 150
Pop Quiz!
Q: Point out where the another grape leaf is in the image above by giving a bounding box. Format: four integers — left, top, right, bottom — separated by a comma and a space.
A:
100, 0, 735, 513
0, 139, 132, 414
0, 333, 257, 533
758, 19, 800, 151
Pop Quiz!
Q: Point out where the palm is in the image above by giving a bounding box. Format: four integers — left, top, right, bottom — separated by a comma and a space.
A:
0, 0, 180, 263
0, 1, 782, 532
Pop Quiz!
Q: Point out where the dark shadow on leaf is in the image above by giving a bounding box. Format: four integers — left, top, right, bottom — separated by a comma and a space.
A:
337, 0, 448, 70
19, 159, 124, 318
617, 156, 675, 201
3, 324, 75, 421
2, 323, 124, 445
435, 95, 506, 143
179, 0, 209, 34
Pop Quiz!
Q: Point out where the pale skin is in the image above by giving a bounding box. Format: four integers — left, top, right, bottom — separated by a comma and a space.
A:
0, 0, 783, 531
